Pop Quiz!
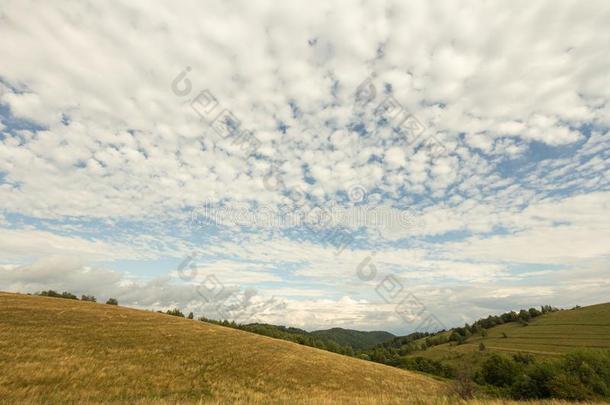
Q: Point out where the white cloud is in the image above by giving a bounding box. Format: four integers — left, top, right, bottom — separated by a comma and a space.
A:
0, 0, 609, 332
0, 227, 144, 262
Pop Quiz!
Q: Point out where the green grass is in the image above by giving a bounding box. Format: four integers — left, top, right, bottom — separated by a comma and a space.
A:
0, 292, 448, 404
408, 303, 610, 370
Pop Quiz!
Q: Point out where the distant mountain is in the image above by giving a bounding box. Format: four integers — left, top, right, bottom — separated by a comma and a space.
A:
311, 327, 395, 350
234, 323, 394, 351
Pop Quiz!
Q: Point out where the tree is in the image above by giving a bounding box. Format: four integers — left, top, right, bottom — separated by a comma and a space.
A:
518, 309, 531, 323
187, 312, 194, 319
165, 308, 185, 317
37, 290, 78, 300
106, 298, 118, 305
81, 294, 96, 302
479, 354, 521, 387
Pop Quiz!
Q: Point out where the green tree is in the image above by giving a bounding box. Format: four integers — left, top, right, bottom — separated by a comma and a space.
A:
518, 309, 531, 322
165, 308, 185, 317
479, 354, 521, 387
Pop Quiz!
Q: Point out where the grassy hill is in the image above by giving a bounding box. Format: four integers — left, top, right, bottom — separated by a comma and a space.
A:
0, 292, 445, 404
408, 302, 610, 369
311, 328, 394, 350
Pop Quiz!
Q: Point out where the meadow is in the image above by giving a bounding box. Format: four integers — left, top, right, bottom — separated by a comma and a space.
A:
0, 292, 447, 404
409, 303, 610, 370
3, 292, 610, 404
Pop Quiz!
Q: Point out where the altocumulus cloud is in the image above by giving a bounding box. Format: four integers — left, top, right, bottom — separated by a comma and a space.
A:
0, 0, 609, 333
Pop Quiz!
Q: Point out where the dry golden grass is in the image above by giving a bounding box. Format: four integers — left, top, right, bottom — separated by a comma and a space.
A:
0, 292, 451, 404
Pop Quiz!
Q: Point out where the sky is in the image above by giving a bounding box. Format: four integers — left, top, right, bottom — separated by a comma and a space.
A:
0, 0, 609, 335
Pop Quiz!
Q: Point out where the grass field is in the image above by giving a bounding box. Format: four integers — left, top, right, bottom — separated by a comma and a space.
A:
408, 303, 610, 370
0, 292, 450, 404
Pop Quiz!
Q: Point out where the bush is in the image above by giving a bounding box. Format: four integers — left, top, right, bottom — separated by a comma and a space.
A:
479, 354, 521, 387
513, 352, 535, 365
187, 312, 194, 319
548, 372, 592, 400
511, 373, 537, 399
522, 361, 559, 398
560, 350, 610, 396
476, 350, 610, 401
106, 298, 118, 305
81, 294, 96, 302
400, 356, 455, 378
452, 369, 477, 399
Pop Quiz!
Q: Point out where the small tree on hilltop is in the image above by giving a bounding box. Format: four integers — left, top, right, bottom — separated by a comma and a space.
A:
106, 298, 119, 305
166, 308, 185, 317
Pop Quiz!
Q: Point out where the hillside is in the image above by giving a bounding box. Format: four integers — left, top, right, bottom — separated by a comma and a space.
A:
0, 292, 445, 404
311, 328, 395, 350
408, 302, 610, 369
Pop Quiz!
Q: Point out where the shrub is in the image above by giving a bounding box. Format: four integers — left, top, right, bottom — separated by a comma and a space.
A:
477, 350, 610, 401
547, 372, 592, 400
511, 373, 537, 399
400, 356, 455, 378
81, 294, 96, 302
187, 312, 194, 319
452, 369, 477, 399
479, 342, 486, 351
560, 350, 610, 396
513, 352, 535, 365
479, 354, 521, 387
106, 298, 118, 305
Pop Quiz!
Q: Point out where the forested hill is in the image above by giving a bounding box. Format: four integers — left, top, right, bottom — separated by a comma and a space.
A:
311, 327, 395, 350
233, 323, 394, 352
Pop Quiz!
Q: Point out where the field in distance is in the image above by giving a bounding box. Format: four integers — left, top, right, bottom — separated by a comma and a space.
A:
0, 292, 447, 404
408, 302, 610, 369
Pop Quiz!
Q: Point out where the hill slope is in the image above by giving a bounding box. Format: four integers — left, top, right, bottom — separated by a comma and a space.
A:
0, 292, 445, 404
409, 302, 610, 368
311, 328, 395, 350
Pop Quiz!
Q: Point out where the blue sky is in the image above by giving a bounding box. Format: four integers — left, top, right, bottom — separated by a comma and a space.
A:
0, 0, 609, 334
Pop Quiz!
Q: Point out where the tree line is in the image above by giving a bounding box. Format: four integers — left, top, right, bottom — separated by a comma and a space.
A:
35, 290, 118, 305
